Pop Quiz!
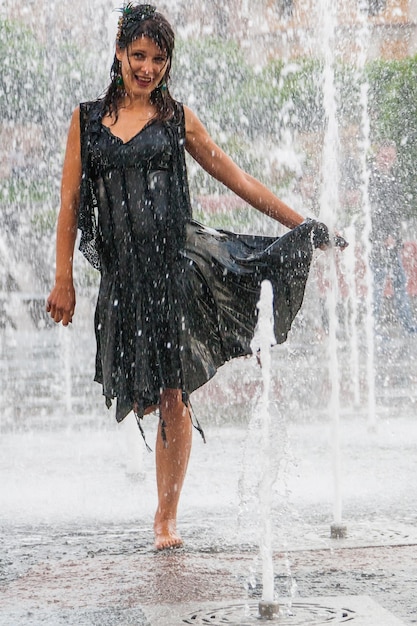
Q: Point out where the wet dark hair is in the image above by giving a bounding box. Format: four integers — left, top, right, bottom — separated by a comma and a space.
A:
103, 4, 176, 121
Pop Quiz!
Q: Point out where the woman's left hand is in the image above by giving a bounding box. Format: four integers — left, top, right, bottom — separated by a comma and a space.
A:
312, 221, 348, 250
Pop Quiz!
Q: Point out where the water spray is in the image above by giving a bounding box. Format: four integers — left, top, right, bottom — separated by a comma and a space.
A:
315, 0, 348, 541
251, 280, 280, 620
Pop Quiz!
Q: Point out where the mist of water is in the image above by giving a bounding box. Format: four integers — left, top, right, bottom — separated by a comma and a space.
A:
355, 3, 378, 431
1, 0, 417, 567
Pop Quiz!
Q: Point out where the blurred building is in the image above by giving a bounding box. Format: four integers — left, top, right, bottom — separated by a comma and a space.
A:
3, 0, 417, 63
261, 0, 417, 63
162, 0, 417, 64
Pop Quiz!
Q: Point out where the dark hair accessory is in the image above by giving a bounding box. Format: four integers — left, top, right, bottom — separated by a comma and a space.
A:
116, 3, 156, 41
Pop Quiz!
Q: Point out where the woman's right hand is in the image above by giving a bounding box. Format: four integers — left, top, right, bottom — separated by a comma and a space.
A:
46, 280, 76, 326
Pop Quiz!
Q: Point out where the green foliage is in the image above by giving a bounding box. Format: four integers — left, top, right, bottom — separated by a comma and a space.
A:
31, 206, 58, 235
0, 16, 104, 221
174, 40, 364, 138
276, 59, 325, 132
367, 56, 417, 211
0, 19, 48, 123
0, 17, 104, 124
0, 177, 49, 204
174, 37, 417, 220
174, 38, 283, 197
335, 62, 362, 126
173, 37, 253, 130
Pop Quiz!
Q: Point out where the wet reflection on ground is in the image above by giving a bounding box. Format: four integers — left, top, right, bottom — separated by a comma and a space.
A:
1, 415, 417, 624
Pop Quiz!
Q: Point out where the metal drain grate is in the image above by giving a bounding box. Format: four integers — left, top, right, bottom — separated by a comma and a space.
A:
182, 601, 356, 624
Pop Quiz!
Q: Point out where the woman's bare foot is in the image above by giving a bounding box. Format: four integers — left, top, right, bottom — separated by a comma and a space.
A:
154, 517, 183, 550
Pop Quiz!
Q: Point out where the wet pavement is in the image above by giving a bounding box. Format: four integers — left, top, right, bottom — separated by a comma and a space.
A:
1, 409, 417, 625
1, 311, 417, 625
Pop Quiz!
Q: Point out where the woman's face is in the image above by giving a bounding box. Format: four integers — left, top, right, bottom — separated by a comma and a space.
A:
116, 35, 169, 98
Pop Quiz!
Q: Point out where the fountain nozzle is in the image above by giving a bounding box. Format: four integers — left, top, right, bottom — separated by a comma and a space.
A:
330, 522, 347, 539
258, 600, 280, 620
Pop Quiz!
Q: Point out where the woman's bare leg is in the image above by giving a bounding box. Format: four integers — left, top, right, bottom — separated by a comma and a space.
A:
154, 389, 192, 550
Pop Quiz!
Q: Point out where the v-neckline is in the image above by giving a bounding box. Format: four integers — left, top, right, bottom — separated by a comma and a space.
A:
101, 118, 157, 145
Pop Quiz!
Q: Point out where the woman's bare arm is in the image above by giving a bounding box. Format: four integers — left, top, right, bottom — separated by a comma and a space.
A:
184, 105, 304, 229
46, 107, 82, 326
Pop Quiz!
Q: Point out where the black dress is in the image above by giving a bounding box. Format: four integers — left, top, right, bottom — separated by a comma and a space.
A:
78, 99, 324, 435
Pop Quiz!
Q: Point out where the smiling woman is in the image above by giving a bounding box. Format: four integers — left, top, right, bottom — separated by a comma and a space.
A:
46, 3, 341, 552
102, 37, 169, 141
106, 2, 175, 124
117, 36, 168, 98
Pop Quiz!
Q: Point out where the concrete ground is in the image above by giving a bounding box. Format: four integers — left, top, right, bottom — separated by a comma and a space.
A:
1, 411, 417, 625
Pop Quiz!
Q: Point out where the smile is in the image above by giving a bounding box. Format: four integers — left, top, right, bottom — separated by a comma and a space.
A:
135, 75, 153, 86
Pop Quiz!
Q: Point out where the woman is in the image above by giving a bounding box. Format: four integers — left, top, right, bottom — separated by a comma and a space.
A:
47, 4, 336, 550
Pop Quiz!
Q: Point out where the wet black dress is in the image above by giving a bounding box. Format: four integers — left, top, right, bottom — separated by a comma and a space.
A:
78, 99, 324, 434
